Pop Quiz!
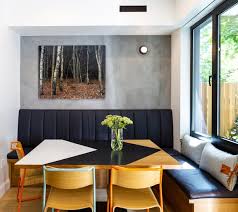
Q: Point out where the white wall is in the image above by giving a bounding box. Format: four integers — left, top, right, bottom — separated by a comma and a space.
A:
0, 3, 20, 197
171, 0, 225, 151
171, 28, 190, 151
171, 30, 181, 151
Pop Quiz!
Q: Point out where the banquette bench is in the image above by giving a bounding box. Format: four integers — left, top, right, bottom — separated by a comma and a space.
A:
7, 109, 238, 212
163, 140, 238, 212
7, 109, 173, 187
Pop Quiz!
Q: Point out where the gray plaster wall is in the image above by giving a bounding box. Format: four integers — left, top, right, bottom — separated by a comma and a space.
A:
20, 35, 171, 109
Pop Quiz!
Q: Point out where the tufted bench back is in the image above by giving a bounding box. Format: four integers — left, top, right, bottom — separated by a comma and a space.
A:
18, 109, 173, 148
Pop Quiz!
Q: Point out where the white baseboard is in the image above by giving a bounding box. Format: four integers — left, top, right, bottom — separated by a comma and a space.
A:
0, 179, 10, 198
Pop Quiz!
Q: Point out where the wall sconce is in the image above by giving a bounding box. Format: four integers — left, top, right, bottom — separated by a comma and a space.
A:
139, 46, 148, 55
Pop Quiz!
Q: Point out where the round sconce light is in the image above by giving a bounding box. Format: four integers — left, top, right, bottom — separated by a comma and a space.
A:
139, 46, 148, 55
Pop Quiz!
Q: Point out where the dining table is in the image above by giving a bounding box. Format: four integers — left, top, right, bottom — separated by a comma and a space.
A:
15, 139, 180, 169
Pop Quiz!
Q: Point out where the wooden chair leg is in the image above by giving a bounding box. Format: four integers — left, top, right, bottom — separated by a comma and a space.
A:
17, 177, 25, 212
159, 169, 164, 212
17, 187, 23, 212
107, 198, 109, 212
160, 184, 163, 212
17, 178, 21, 202
146, 208, 150, 212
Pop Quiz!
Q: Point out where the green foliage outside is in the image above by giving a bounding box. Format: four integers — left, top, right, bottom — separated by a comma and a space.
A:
200, 16, 238, 83
226, 117, 238, 142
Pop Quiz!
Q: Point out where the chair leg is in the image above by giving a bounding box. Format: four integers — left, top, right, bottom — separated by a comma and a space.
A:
159, 169, 164, 212
17, 177, 25, 212
146, 209, 150, 212
160, 184, 164, 212
107, 199, 109, 212
17, 187, 23, 212
17, 177, 21, 202
110, 203, 113, 212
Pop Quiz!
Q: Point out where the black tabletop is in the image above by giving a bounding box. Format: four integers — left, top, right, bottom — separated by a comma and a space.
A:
49, 140, 160, 166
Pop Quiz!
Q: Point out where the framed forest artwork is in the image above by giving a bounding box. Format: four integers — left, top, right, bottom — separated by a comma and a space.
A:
38, 45, 106, 99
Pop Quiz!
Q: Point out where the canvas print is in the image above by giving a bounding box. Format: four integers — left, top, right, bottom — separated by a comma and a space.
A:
39, 45, 105, 99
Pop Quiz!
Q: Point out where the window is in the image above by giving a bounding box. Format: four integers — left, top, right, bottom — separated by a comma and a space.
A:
219, 3, 238, 142
192, 18, 212, 136
191, 0, 238, 143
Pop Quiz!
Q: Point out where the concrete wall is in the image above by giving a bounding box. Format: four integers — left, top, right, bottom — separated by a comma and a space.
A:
20, 35, 171, 109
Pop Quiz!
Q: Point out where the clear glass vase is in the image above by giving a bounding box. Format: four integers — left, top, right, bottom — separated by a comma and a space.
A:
111, 128, 123, 151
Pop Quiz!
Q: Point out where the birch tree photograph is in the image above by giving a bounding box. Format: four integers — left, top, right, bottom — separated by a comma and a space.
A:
39, 45, 106, 99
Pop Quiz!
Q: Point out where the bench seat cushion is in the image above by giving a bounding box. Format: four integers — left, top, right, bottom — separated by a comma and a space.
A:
7, 147, 34, 159
165, 154, 238, 199
162, 148, 181, 156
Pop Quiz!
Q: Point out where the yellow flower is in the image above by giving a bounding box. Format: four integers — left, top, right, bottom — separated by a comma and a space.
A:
101, 115, 133, 129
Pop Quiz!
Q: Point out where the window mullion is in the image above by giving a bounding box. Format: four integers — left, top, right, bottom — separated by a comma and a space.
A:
211, 14, 219, 138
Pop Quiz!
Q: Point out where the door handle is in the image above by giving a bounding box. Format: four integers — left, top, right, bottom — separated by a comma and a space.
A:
209, 75, 212, 86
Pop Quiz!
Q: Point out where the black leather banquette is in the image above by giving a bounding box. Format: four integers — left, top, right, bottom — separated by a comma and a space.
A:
7, 109, 173, 159
165, 140, 238, 199
8, 109, 238, 201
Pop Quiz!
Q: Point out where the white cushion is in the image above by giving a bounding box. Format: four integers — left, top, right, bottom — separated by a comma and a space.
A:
181, 135, 208, 165
200, 143, 237, 191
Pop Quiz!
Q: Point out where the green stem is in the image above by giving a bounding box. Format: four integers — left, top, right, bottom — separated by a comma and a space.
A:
114, 128, 121, 142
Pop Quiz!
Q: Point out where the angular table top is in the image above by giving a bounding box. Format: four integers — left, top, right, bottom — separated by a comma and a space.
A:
15, 139, 180, 169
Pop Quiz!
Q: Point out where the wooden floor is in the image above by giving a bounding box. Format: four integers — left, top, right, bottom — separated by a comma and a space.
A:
0, 188, 174, 212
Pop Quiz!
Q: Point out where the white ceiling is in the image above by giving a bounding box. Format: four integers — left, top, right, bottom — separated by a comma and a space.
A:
6, 0, 225, 36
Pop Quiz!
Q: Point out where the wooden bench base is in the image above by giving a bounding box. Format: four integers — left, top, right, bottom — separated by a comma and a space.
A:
163, 172, 238, 212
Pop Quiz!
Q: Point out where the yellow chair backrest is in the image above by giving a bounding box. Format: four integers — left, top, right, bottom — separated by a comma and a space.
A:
45, 167, 94, 190
111, 167, 162, 189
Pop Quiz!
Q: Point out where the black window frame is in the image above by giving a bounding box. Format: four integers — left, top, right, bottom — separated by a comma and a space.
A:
190, 0, 238, 144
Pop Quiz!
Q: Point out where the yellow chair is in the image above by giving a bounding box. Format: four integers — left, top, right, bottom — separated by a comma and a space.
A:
108, 166, 163, 212
43, 166, 96, 212
10, 141, 43, 212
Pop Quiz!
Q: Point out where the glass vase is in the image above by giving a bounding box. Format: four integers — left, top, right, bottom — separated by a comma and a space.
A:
111, 128, 123, 151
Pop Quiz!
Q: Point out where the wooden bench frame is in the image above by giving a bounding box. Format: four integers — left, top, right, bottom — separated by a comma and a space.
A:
163, 172, 238, 212
8, 159, 19, 187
